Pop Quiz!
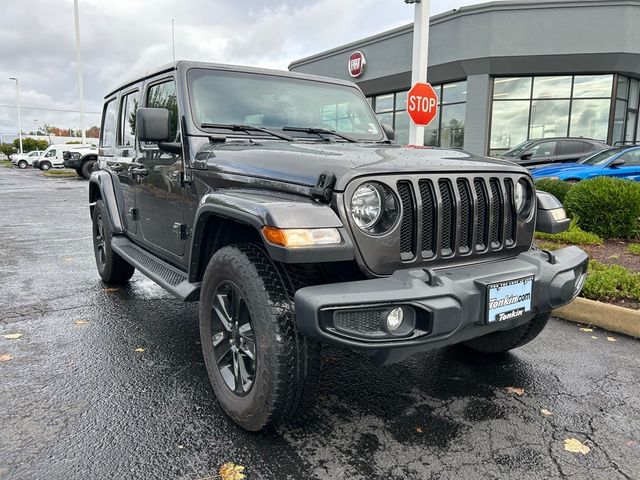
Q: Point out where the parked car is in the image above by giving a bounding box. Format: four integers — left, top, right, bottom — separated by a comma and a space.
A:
532, 145, 640, 182
63, 145, 98, 178
34, 144, 93, 171
501, 138, 608, 168
88, 61, 587, 431
10, 150, 43, 169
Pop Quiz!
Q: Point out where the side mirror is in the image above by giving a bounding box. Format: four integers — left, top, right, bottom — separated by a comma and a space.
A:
382, 124, 395, 141
610, 158, 626, 168
535, 191, 570, 234
136, 108, 171, 142
520, 152, 533, 160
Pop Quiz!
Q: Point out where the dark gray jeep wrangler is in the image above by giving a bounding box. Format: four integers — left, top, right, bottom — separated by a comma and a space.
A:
89, 61, 588, 431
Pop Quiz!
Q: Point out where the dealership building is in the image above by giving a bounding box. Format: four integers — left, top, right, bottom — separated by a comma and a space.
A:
289, 0, 640, 156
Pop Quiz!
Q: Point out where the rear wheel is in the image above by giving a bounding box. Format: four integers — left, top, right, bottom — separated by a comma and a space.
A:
17, 160, 27, 169
75, 168, 83, 177
92, 200, 135, 283
40, 161, 51, 171
81, 159, 96, 179
566, 179, 580, 184
199, 243, 320, 431
461, 313, 550, 353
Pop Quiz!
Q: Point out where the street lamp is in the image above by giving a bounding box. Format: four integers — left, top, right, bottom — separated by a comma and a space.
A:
406, 0, 431, 146
8, 77, 23, 154
74, 0, 86, 144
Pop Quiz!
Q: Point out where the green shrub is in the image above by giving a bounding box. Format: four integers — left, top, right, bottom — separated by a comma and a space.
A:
535, 221, 602, 245
535, 178, 574, 206
564, 177, 640, 239
582, 260, 640, 302
628, 243, 640, 256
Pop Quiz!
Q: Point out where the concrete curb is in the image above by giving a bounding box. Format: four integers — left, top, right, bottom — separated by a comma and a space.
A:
553, 297, 640, 338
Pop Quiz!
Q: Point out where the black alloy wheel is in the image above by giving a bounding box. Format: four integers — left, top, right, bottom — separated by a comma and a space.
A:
210, 281, 256, 395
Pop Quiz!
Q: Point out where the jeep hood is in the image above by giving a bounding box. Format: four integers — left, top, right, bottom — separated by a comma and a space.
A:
198, 141, 527, 191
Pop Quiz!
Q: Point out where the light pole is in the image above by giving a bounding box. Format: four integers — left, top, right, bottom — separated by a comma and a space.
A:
74, 0, 86, 145
8, 77, 23, 154
406, 0, 431, 146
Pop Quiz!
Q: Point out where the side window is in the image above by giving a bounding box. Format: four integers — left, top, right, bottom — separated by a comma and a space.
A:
100, 98, 118, 150
146, 80, 178, 140
119, 91, 139, 147
618, 150, 640, 166
45, 149, 56, 157
559, 141, 588, 156
527, 141, 557, 158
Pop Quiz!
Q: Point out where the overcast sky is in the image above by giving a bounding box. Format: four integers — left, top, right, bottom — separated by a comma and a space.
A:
0, 0, 505, 137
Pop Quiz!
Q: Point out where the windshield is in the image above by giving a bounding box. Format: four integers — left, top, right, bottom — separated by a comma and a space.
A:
579, 148, 622, 166
188, 68, 383, 141
503, 140, 536, 157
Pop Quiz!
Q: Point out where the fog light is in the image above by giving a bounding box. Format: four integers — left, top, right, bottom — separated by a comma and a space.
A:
386, 307, 404, 331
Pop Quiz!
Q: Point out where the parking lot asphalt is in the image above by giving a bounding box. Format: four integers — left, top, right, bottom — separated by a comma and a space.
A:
1, 166, 639, 480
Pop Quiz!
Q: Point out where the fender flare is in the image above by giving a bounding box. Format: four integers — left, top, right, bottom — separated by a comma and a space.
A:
89, 170, 125, 234
190, 190, 355, 277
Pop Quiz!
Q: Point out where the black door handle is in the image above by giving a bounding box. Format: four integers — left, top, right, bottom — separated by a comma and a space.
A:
131, 167, 149, 176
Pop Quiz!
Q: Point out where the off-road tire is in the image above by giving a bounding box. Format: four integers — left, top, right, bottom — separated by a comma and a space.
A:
199, 243, 321, 431
75, 168, 83, 177
461, 313, 550, 353
40, 161, 51, 171
92, 200, 135, 283
81, 159, 96, 179
17, 160, 27, 169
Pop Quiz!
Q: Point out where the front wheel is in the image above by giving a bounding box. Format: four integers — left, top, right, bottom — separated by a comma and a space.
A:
40, 161, 51, 171
17, 160, 27, 169
199, 244, 320, 431
92, 200, 135, 283
461, 313, 550, 353
81, 159, 96, 179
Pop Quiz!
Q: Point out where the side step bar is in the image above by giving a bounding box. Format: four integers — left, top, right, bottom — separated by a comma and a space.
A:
111, 236, 200, 301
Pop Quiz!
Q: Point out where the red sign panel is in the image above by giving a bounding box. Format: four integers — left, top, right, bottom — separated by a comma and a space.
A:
406, 82, 439, 126
348, 51, 366, 78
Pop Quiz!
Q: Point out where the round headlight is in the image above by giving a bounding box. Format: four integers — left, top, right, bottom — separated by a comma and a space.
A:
350, 182, 400, 234
351, 183, 382, 229
515, 179, 533, 217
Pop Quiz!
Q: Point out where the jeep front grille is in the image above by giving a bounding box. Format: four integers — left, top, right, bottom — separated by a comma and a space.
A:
398, 176, 517, 260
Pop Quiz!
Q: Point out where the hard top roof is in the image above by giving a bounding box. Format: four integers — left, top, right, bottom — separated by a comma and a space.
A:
105, 60, 358, 99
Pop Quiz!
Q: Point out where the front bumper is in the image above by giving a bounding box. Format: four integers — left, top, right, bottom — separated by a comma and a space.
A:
295, 246, 588, 364
64, 158, 81, 168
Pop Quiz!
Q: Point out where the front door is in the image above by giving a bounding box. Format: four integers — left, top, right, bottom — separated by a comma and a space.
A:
134, 77, 186, 260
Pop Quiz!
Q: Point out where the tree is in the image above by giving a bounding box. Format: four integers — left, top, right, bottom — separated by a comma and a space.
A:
0, 143, 15, 159
86, 126, 100, 138
13, 138, 49, 152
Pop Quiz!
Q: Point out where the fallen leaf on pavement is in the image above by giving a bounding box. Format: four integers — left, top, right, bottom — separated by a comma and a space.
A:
540, 408, 553, 416
103, 288, 120, 293
74, 320, 89, 326
564, 438, 590, 455
607, 337, 617, 342
591, 336, 598, 340
579, 327, 593, 332
0, 353, 13, 361
415, 427, 423, 433
627, 440, 637, 447
219, 462, 246, 480
134, 347, 145, 352
2, 333, 23, 340
505, 386, 525, 396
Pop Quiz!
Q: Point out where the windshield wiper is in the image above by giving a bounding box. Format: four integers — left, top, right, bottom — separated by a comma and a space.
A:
200, 123, 293, 141
282, 126, 357, 143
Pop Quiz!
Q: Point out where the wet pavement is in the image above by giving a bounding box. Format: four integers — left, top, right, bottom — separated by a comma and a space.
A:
1, 166, 639, 480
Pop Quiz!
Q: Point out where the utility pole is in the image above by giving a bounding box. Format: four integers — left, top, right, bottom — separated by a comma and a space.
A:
74, 0, 86, 145
8, 77, 23, 153
171, 19, 176, 66
406, 0, 431, 146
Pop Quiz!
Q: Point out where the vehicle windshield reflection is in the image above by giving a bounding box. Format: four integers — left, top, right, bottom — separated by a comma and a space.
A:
579, 148, 622, 166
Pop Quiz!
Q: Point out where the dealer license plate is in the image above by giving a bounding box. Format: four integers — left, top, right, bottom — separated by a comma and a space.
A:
486, 276, 534, 323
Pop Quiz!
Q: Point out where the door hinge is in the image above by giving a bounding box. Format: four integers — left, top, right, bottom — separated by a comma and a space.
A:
172, 222, 192, 240
311, 170, 336, 203
129, 208, 139, 221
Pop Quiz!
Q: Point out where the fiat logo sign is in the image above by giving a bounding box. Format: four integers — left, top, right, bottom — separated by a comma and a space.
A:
348, 51, 366, 78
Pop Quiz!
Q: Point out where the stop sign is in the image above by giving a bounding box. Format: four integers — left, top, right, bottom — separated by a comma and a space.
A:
406, 83, 439, 126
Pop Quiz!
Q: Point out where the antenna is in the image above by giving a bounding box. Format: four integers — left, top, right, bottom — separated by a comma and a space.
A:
171, 19, 176, 67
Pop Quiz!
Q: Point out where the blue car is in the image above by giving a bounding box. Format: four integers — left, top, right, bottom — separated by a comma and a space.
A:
531, 145, 640, 183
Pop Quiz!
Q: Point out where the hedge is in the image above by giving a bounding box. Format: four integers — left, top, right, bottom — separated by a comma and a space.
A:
534, 178, 574, 207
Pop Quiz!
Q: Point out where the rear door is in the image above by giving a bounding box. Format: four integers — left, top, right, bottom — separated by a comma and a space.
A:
133, 76, 186, 261
556, 140, 592, 163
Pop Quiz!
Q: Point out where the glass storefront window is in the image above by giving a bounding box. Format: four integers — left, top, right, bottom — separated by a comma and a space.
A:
533, 76, 572, 99
394, 111, 410, 145
617, 76, 630, 100
442, 82, 467, 104
629, 79, 639, 110
612, 99, 627, 145
573, 75, 613, 98
395, 90, 408, 112
530, 100, 570, 138
570, 99, 610, 141
374, 94, 394, 113
490, 100, 530, 150
441, 103, 465, 148
493, 77, 531, 99
376, 112, 394, 129
424, 107, 441, 147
